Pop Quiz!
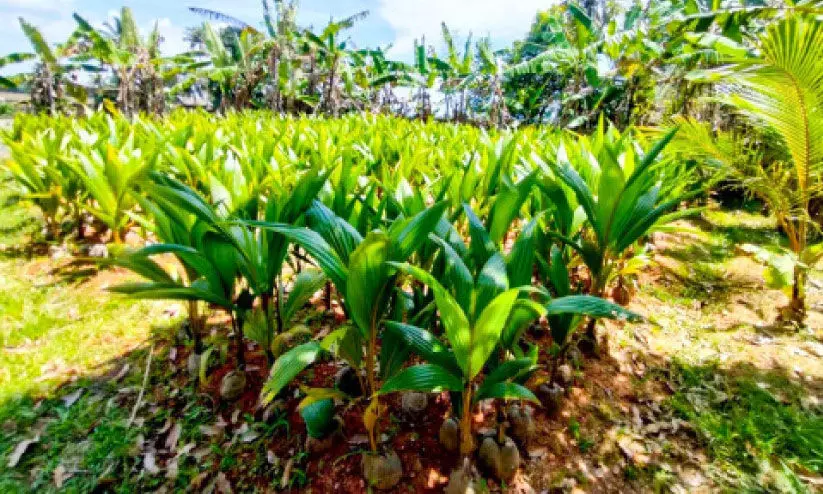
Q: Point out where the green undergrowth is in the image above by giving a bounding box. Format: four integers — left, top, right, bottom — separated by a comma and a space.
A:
0, 177, 168, 400
0, 176, 175, 492
668, 360, 822, 492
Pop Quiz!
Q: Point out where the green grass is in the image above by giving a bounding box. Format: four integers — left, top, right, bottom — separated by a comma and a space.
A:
0, 179, 169, 400
0, 177, 179, 492
668, 360, 822, 492
0, 175, 298, 493
637, 206, 823, 491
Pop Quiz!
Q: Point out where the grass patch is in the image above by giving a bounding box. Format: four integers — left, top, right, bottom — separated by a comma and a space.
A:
0, 176, 171, 400
668, 359, 823, 491
0, 175, 182, 491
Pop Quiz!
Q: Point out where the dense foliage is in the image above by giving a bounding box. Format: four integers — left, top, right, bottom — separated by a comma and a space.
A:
1, 109, 692, 487
1, 0, 822, 490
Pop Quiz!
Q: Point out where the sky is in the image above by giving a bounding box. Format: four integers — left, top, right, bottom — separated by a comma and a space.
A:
0, 0, 556, 74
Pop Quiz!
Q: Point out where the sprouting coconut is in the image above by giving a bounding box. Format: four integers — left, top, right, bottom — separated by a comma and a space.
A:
401, 392, 428, 418
439, 417, 460, 451
478, 436, 501, 477
362, 449, 403, 490
478, 435, 520, 481
445, 459, 478, 494
498, 438, 520, 481
334, 365, 362, 397
611, 276, 634, 306
537, 383, 564, 416
507, 403, 535, 446
220, 370, 247, 401
556, 364, 574, 386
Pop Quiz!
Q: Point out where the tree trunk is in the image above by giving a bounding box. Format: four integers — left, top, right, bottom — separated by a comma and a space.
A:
459, 386, 475, 457
231, 311, 246, 369
326, 56, 338, 116
261, 293, 275, 365
789, 264, 807, 324
270, 47, 281, 112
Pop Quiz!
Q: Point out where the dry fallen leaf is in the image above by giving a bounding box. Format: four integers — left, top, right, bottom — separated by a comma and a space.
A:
53, 464, 72, 487
8, 437, 39, 468
165, 456, 179, 479
191, 471, 210, 489
158, 419, 172, 435
199, 424, 223, 437
281, 457, 294, 489
62, 389, 83, 409
178, 443, 195, 456
216, 471, 232, 493
193, 447, 212, 461
111, 364, 130, 382
143, 452, 160, 475
165, 422, 182, 452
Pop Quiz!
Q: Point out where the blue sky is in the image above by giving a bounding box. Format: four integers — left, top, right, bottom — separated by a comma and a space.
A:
0, 0, 554, 72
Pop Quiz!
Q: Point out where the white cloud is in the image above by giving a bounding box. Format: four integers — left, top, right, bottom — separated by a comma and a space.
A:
378, 0, 558, 59
0, 0, 74, 14
154, 18, 189, 56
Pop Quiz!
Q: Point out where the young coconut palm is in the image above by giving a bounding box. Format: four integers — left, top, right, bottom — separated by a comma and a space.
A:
1, 122, 81, 238
113, 174, 259, 398
256, 200, 448, 488
671, 15, 823, 323
67, 117, 160, 243
534, 123, 693, 348
378, 260, 639, 484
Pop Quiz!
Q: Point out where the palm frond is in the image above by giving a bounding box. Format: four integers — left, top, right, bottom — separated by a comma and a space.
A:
709, 16, 823, 195
118, 7, 140, 50
18, 18, 56, 66
0, 52, 35, 68
188, 7, 252, 30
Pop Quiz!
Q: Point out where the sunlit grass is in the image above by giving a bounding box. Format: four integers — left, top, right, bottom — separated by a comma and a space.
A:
0, 177, 169, 401
669, 360, 823, 491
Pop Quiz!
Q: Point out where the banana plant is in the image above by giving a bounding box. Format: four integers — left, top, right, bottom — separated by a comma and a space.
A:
14, 17, 83, 114
73, 9, 167, 115
304, 10, 370, 116
0, 52, 34, 90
